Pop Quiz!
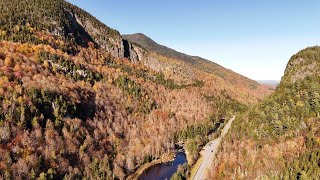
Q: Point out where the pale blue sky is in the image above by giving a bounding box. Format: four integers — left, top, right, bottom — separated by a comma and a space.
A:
67, 0, 320, 80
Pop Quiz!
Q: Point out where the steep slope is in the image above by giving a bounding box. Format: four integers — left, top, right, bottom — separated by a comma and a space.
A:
210, 46, 320, 179
123, 33, 196, 65
0, 0, 128, 58
123, 33, 241, 80
0, 0, 272, 179
0, 0, 271, 104
124, 33, 271, 104
282, 46, 320, 84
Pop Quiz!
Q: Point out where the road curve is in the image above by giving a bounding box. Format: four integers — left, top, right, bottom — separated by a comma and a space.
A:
192, 116, 235, 180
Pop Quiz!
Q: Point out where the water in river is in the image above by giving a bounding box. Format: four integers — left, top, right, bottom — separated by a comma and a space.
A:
138, 151, 187, 180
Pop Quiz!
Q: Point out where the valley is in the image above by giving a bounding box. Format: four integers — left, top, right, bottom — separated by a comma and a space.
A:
0, 0, 319, 180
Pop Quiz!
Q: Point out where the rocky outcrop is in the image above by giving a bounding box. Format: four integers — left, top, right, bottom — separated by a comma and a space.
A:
282, 47, 320, 84
285, 57, 317, 83
62, 4, 196, 74
64, 8, 126, 59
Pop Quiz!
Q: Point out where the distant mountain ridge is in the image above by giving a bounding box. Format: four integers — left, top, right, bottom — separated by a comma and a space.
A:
123, 33, 238, 75
257, 80, 280, 85
123, 33, 269, 102
257, 80, 280, 89
123, 33, 198, 65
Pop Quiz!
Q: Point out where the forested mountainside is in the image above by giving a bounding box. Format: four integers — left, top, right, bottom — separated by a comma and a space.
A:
122, 33, 196, 65
0, 0, 271, 179
210, 46, 320, 179
123, 33, 270, 104
0, 0, 125, 58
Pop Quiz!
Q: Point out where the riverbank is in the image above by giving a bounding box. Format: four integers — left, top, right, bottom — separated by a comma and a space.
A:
128, 118, 230, 180
127, 152, 175, 180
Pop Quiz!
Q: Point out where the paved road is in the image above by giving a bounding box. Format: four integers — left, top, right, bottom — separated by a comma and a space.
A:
193, 116, 235, 180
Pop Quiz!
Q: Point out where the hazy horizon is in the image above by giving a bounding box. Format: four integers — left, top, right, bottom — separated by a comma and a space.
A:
67, 0, 320, 80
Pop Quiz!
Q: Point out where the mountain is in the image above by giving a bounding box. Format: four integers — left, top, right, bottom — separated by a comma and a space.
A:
257, 80, 280, 86
0, 0, 130, 58
123, 33, 271, 104
122, 33, 231, 75
123, 33, 198, 65
257, 80, 280, 90
0, 0, 272, 179
211, 46, 320, 179
282, 46, 320, 84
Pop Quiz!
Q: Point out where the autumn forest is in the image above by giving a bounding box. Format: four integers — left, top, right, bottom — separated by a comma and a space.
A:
0, 0, 319, 180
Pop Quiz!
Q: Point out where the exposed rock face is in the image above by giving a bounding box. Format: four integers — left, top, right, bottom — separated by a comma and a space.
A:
282, 47, 320, 84
122, 39, 140, 63
61, 7, 201, 76
128, 43, 196, 80
65, 9, 126, 59
130, 44, 159, 70
287, 59, 317, 83
61, 3, 267, 91
123, 33, 195, 64
123, 33, 265, 88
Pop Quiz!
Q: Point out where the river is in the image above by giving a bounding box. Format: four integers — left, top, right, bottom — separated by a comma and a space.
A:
138, 150, 187, 180
138, 119, 225, 180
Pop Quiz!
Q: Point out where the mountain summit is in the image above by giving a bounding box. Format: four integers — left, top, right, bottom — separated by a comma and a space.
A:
123, 33, 195, 64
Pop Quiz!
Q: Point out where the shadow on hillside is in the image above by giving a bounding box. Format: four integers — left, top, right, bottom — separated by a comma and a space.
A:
64, 10, 98, 50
